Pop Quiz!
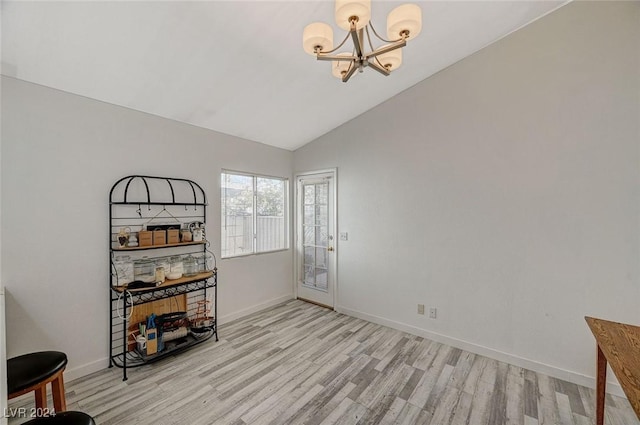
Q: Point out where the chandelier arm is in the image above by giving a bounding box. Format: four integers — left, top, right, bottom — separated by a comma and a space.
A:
374, 56, 385, 69
350, 26, 364, 58
317, 31, 352, 56
368, 20, 404, 44
342, 61, 359, 82
316, 54, 358, 62
346, 59, 355, 74
364, 26, 386, 69
365, 40, 406, 59
368, 60, 391, 76
364, 26, 376, 55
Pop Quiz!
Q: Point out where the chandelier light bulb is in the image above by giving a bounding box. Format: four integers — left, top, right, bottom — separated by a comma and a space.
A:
387, 3, 422, 40
303, 22, 334, 56
335, 0, 371, 31
377, 46, 402, 71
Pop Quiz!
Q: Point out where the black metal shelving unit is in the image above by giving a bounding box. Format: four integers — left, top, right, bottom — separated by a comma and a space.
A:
109, 175, 218, 381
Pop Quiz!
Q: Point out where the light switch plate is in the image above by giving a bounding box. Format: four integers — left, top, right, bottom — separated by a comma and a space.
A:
339, 232, 348, 241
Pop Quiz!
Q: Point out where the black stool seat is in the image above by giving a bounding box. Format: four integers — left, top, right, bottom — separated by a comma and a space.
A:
22, 411, 95, 425
8, 351, 67, 394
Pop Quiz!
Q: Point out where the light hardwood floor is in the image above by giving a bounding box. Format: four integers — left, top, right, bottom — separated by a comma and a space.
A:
8, 300, 640, 424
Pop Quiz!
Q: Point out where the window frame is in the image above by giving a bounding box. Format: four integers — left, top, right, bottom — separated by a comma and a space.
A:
221, 169, 290, 259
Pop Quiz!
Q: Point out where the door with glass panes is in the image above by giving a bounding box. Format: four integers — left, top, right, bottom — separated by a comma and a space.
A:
296, 171, 336, 308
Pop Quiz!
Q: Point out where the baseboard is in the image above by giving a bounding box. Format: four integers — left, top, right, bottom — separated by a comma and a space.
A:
66, 297, 621, 401
217, 294, 294, 326
336, 305, 625, 398
65, 357, 110, 383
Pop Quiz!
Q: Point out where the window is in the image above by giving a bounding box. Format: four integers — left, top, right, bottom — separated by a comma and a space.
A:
221, 171, 289, 258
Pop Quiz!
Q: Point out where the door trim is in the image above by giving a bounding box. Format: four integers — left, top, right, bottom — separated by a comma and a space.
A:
297, 297, 333, 310
294, 168, 338, 310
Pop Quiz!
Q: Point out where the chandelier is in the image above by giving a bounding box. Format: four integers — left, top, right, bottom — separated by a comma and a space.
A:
303, 0, 422, 82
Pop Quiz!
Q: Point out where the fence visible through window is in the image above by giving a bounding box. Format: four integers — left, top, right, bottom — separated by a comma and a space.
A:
221, 215, 285, 257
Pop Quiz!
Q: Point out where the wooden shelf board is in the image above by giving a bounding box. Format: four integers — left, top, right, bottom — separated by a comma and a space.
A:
113, 240, 207, 251
112, 271, 215, 293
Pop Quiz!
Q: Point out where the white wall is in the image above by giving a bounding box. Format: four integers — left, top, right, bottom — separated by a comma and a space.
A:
294, 1, 640, 392
0, 76, 294, 378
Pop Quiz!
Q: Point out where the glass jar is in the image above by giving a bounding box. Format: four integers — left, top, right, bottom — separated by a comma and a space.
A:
180, 229, 192, 242
169, 255, 183, 279
195, 254, 206, 272
113, 255, 134, 286
192, 227, 203, 242
196, 253, 213, 272
134, 257, 156, 283
183, 255, 198, 277
155, 257, 170, 273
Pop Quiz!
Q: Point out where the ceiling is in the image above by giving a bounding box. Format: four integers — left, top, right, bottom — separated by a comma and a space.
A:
1, 1, 567, 151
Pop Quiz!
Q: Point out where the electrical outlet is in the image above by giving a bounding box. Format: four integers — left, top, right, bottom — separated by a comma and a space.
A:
340, 232, 348, 241
417, 304, 425, 315
429, 308, 437, 319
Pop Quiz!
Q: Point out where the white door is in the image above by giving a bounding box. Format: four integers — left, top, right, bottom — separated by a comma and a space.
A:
296, 170, 336, 308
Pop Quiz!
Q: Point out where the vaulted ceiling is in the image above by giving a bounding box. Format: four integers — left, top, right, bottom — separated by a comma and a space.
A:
1, 1, 567, 150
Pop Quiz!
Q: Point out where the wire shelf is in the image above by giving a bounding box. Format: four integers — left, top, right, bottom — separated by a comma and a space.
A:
109, 175, 217, 381
110, 327, 216, 368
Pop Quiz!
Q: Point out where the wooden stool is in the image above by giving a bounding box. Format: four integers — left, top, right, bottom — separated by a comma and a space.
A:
7, 351, 68, 413
22, 411, 95, 425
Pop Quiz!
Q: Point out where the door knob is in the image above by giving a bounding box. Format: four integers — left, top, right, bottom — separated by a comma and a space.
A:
327, 246, 334, 252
